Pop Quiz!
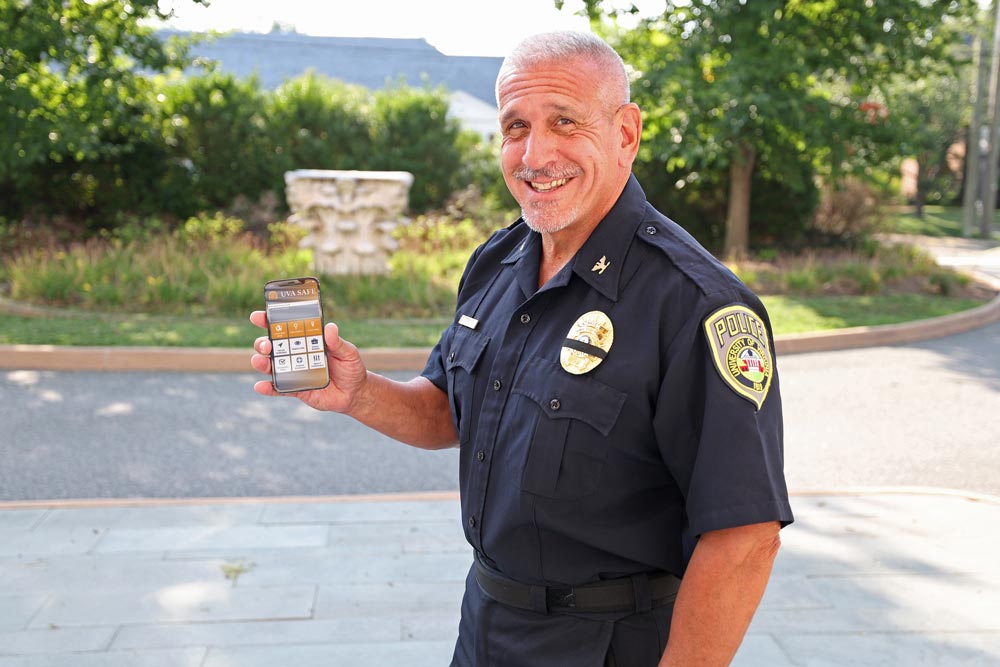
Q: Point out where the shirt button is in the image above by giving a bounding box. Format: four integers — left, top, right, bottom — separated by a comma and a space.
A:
645, 225, 657, 235
468, 516, 476, 528
493, 379, 502, 391
549, 398, 561, 411
520, 313, 531, 324
476, 450, 485, 461
448, 352, 455, 362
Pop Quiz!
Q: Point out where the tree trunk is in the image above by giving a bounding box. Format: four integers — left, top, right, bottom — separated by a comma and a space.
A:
723, 142, 756, 261
915, 156, 927, 219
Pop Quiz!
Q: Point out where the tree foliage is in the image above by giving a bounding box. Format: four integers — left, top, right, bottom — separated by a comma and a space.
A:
564, 0, 977, 256
1, 1, 493, 226
0, 0, 205, 221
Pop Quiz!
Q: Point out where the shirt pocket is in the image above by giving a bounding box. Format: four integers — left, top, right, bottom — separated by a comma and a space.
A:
511, 356, 626, 499
445, 324, 490, 444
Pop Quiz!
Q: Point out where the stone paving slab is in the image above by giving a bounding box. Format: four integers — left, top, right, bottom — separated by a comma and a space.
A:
733, 635, 797, 667
110, 617, 400, 651
0, 626, 116, 655
93, 523, 328, 554
236, 550, 473, 586
776, 631, 1000, 667
0, 490, 998, 666
0, 648, 208, 667
0, 555, 235, 595
259, 499, 461, 525
28, 584, 317, 628
313, 581, 467, 619
35, 504, 267, 530
0, 594, 48, 632
199, 640, 456, 667
0, 509, 45, 531
0, 525, 106, 558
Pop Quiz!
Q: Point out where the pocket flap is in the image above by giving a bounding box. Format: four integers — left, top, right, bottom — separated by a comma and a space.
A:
445, 324, 490, 374
512, 356, 625, 437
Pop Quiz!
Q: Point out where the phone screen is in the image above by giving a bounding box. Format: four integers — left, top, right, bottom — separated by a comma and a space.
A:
264, 277, 330, 393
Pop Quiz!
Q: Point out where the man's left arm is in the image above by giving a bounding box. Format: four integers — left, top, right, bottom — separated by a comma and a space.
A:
658, 521, 781, 667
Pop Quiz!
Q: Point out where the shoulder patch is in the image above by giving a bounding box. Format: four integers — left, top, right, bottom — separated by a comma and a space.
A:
703, 304, 773, 409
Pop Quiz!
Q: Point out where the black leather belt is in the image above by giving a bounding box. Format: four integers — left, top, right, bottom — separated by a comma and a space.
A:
474, 554, 681, 614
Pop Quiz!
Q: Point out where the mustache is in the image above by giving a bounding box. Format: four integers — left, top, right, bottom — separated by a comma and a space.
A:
512, 165, 583, 181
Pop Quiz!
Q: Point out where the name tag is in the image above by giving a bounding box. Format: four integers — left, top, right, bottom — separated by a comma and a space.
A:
458, 315, 479, 330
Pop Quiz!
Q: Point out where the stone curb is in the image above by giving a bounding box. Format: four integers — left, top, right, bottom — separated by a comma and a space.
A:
774, 289, 1000, 354
2, 290, 999, 372
1, 486, 997, 511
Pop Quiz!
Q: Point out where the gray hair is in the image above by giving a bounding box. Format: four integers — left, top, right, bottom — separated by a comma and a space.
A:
495, 31, 630, 107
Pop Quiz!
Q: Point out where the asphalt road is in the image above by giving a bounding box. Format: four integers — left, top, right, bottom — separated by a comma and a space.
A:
2, 319, 999, 501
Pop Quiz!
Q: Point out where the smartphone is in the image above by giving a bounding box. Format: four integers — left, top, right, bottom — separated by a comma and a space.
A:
264, 277, 331, 393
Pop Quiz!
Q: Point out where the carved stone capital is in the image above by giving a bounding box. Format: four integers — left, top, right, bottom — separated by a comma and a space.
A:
284, 170, 414, 275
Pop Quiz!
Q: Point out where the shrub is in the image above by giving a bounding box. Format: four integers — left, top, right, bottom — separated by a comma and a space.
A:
267, 72, 370, 190
3, 213, 310, 316
391, 185, 512, 293
5, 61, 492, 231
809, 178, 885, 247
368, 82, 466, 213
458, 134, 517, 212
157, 69, 275, 218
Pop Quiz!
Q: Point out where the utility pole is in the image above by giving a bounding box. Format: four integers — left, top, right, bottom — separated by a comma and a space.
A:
982, 0, 1000, 239
963, 36, 987, 238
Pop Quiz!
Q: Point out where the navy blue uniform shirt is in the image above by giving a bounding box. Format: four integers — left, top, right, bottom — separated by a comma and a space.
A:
422, 175, 793, 666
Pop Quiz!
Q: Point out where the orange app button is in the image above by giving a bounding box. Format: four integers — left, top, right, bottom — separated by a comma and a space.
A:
305, 318, 323, 336
287, 320, 305, 336
270, 322, 289, 339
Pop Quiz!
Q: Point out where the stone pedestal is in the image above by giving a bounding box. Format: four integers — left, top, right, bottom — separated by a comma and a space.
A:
284, 170, 414, 275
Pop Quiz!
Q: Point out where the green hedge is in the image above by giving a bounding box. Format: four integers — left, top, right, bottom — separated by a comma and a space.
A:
3, 67, 491, 227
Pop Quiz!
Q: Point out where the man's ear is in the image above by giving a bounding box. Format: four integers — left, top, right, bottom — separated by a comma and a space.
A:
617, 103, 642, 167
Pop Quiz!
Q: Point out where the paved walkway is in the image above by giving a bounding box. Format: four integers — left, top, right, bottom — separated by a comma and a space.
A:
880, 233, 1000, 284
3, 234, 1000, 665
1, 490, 998, 666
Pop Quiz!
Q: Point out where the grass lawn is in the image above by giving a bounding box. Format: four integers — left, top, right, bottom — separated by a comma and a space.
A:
0, 311, 449, 348
1, 209, 995, 349
0, 294, 991, 348
884, 205, 1000, 239
761, 295, 990, 334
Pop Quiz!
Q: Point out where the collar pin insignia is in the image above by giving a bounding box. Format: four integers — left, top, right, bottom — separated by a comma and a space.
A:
592, 255, 611, 275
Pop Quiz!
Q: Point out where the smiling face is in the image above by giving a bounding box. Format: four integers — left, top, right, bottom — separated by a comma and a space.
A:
497, 57, 641, 238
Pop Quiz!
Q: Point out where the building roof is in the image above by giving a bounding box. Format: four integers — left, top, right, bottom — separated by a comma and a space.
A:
172, 31, 503, 107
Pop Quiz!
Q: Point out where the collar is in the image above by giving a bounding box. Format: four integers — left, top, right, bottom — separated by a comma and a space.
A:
569, 174, 646, 302
500, 175, 648, 301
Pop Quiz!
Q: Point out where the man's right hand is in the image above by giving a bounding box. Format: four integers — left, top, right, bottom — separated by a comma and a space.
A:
249, 311, 458, 449
249, 310, 368, 415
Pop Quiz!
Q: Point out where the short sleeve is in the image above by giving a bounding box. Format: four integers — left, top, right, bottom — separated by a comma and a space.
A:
654, 296, 793, 540
421, 338, 448, 393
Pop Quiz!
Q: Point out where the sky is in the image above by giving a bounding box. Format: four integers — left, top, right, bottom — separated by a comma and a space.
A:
155, 0, 606, 57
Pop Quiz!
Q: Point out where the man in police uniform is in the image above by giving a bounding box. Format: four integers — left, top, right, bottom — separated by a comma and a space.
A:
251, 30, 793, 667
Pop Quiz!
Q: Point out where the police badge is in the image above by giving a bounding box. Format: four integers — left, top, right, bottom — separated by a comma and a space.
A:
560, 311, 614, 375
703, 304, 773, 409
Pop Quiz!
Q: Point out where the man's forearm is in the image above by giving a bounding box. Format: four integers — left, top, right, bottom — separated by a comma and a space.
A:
347, 373, 458, 450
659, 522, 781, 667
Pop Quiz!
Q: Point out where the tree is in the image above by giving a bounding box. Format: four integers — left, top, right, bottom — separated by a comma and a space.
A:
0, 0, 205, 221
563, 0, 976, 258
888, 69, 967, 216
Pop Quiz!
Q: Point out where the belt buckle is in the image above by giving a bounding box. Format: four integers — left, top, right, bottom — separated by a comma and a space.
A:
546, 586, 576, 610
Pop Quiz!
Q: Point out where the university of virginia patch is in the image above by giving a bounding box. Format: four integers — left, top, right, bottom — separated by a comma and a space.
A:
703, 304, 773, 409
